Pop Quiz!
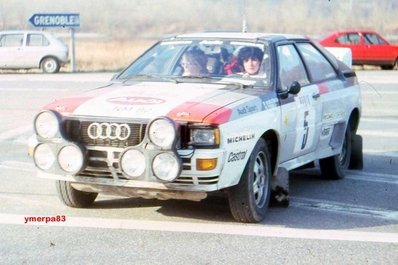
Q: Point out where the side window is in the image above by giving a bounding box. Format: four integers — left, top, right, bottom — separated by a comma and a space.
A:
27, 34, 49, 46
297, 43, 337, 83
337, 33, 360, 44
277, 44, 309, 91
0, 34, 24, 47
364, 33, 386, 45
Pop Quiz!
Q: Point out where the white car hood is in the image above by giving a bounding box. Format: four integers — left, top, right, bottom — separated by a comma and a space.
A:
45, 81, 250, 123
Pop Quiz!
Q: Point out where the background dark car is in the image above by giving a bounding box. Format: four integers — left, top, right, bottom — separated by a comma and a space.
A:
319, 30, 398, 70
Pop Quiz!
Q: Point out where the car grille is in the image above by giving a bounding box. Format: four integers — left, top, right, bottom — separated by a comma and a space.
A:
64, 120, 146, 148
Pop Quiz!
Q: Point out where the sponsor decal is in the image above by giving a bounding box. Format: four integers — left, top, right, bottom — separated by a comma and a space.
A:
227, 150, 247, 162
107, 96, 165, 105
298, 95, 311, 106
321, 127, 331, 137
227, 134, 255, 144
323, 111, 345, 121
237, 105, 258, 115
262, 98, 279, 110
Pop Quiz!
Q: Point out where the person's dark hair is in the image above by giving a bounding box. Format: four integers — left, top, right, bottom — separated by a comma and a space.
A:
181, 47, 208, 73
238, 46, 264, 67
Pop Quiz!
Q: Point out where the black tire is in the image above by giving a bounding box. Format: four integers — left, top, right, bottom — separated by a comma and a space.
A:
41, 57, 60, 73
349, 134, 363, 170
228, 138, 271, 223
56, 180, 98, 208
320, 125, 352, 179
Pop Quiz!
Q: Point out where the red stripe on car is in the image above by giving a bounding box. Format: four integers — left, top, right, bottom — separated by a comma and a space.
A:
318, 83, 329, 94
168, 101, 232, 125
43, 97, 93, 114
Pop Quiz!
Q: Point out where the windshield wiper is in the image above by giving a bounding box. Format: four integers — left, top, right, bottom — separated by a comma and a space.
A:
121, 74, 178, 84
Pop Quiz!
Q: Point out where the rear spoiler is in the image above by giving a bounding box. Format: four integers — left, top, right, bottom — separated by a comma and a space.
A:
324, 47, 352, 69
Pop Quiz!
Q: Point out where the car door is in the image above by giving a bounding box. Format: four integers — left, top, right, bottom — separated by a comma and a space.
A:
0, 33, 25, 68
277, 43, 323, 164
23, 33, 50, 68
296, 42, 346, 153
362, 32, 396, 63
335, 32, 366, 63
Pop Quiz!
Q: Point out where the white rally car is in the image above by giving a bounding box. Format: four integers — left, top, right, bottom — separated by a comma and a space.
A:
31, 32, 362, 223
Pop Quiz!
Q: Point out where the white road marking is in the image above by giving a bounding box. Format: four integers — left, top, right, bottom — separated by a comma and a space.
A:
0, 125, 32, 141
0, 87, 69, 92
360, 117, 398, 124
291, 197, 398, 221
358, 130, 398, 137
0, 161, 36, 172
347, 170, 398, 185
0, 213, 397, 244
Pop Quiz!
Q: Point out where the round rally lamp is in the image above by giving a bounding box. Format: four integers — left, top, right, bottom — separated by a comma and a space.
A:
152, 152, 181, 182
147, 117, 177, 149
33, 143, 55, 170
58, 144, 85, 174
34, 110, 60, 139
120, 149, 146, 178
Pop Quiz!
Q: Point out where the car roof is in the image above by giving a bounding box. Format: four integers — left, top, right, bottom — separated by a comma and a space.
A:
172, 32, 308, 42
328, 30, 378, 35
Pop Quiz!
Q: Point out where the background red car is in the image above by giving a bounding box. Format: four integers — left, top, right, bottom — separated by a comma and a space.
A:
319, 30, 398, 70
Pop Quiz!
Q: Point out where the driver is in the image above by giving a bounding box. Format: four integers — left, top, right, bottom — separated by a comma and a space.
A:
180, 48, 208, 76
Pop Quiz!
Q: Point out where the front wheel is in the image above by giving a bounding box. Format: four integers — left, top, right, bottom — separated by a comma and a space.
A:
228, 138, 271, 223
56, 180, 98, 208
319, 125, 352, 179
41, 57, 60, 73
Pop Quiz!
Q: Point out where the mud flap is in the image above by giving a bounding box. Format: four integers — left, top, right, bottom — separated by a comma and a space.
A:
349, 134, 363, 170
270, 167, 289, 207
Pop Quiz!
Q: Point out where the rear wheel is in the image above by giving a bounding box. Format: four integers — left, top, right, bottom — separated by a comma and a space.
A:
56, 180, 98, 208
228, 138, 271, 223
320, 125, 352, 179
41, 57, 60, 73
349, 134, 363, 170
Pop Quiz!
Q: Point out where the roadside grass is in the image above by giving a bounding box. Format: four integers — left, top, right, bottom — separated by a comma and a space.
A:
0, 39, 155, 74
72, 39, 155, 72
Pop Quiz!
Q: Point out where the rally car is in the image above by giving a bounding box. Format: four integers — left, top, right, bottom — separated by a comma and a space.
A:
31, 32, 363, 223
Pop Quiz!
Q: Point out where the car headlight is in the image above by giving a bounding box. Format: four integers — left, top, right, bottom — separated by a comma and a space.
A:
190, 127, 220, 147
34, 110, 60, 139
58, 144, 84, 174
148, 117, 177, 149
120, 149, 146, 178
152, 152, 181, 181
33, 144, 55, 170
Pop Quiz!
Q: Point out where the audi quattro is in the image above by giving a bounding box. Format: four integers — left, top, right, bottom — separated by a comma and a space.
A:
31, 32, 363, 223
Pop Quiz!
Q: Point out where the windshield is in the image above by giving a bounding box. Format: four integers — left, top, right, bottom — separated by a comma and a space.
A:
117, 38, 272, 87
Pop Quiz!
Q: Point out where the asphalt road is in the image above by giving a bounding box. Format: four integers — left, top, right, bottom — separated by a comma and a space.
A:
0, 71, 397, 265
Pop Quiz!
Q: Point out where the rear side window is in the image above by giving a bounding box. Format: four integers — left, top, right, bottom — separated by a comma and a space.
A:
363, 33, 386, 45
297, 43, 337, 83
27, 34, 50, 46
0, 34, 24, 47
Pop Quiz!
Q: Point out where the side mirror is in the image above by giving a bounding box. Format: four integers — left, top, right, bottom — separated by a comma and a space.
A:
278, 81, 301, 99
288, 81, 301, 95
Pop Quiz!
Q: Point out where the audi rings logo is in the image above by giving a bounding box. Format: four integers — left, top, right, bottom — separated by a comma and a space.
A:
87, 122, 131, 141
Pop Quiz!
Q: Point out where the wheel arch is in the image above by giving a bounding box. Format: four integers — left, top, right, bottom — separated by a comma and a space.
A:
348, 107, 361, 134
260, 129, 279, 176
40, 55, 60, 67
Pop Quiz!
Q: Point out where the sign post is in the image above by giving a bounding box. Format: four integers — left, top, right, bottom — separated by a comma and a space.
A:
28, 13, 80, 72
